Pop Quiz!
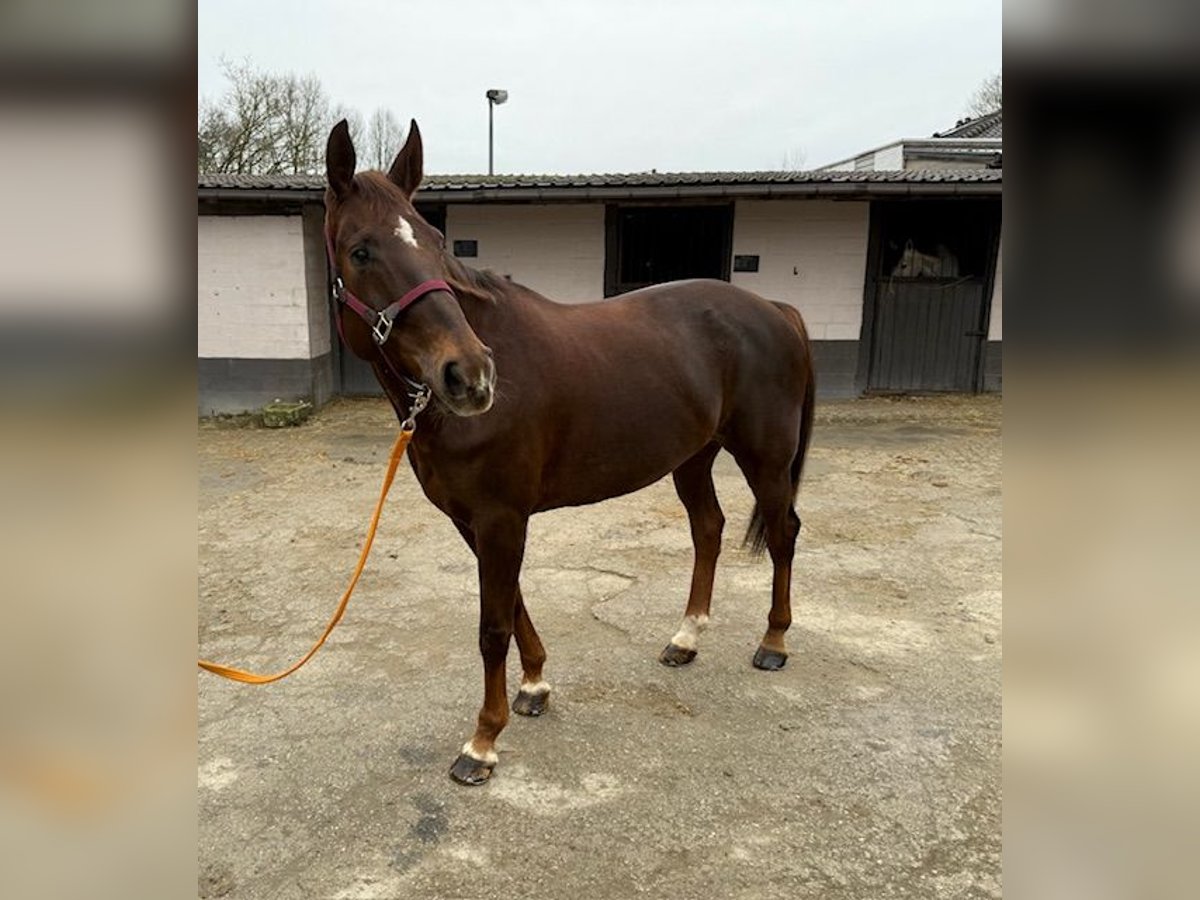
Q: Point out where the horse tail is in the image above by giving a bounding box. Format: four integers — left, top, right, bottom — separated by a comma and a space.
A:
744, 303, 816, 557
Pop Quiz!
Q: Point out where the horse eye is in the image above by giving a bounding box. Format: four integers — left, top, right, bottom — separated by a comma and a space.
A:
350, 247, 369, 265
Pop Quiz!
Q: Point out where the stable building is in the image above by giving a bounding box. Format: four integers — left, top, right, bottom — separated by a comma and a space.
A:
198, 167, 1001, 414
820, 110, 1003, 172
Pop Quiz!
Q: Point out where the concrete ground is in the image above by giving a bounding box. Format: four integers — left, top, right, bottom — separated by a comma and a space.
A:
199, 395, 1001, 900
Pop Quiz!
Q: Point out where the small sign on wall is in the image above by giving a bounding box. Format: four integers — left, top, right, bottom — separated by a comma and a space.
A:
453, 240, 478, 258
733, 254, 760, 273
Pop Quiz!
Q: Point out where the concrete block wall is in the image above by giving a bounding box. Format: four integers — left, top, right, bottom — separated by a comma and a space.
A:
198, 211, 333, 414
445, 203, 605, 303
198, 215, 310, 358
988, 236, 1002, 340
302, 206, 333, 359
984, 234, 1003, 391
730, 200, 869, 339
730, 199, 870, 396
443, 199, 868, 397
197, 196, 999, 410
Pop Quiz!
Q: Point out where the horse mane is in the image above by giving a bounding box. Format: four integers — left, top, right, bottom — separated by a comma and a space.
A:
349, 171, 510, 305
440, 253, 510, 304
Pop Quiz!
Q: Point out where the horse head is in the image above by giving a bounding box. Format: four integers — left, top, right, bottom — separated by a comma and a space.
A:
324, 119, 495, 416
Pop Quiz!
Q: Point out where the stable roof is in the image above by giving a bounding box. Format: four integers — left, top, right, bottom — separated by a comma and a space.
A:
198, 167, 1001, 205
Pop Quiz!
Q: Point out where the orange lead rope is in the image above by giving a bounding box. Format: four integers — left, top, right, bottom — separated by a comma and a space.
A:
198, 425, 414, 684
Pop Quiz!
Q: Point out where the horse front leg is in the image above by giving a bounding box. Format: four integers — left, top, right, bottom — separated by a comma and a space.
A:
449, 510, 528, 786
451, 518, 549, 718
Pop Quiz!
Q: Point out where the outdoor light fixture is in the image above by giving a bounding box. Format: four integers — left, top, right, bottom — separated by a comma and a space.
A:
486, 89, 508, 175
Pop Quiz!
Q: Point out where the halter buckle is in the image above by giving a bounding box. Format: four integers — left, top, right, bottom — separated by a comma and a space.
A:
371, 312, 393, 345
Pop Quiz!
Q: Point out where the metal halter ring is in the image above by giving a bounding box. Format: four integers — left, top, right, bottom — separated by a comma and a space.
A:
371, 312, 394, 346
400, 383, 432, 433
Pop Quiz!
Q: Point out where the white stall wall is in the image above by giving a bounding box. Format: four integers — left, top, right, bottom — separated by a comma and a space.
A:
198, 215, 312, 359
988, 236, 1003, 340
445, 204, 605, 303
730, 200, 870, 340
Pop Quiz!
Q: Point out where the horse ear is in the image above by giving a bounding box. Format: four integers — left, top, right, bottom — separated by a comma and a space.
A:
326, 119, 356, 198
388, 119, 424, 198
904, 239, 914, 252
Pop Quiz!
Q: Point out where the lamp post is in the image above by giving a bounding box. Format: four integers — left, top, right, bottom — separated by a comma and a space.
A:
486, 89, 508, 175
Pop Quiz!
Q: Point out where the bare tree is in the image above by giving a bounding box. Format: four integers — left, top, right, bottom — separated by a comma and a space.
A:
197, 103, 233, 173
198, 59, 289, 174
966, 73, 1002, 118
780, 147, 808, 171
363, 108, 405, 170
277, 73, 329, 175
198, 59, 354, 175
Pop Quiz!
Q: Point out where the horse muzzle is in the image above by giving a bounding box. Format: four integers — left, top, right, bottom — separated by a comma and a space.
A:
438, 354, 496, 416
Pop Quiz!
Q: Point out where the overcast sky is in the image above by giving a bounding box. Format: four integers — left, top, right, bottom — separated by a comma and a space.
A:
198, 0, 1001, 175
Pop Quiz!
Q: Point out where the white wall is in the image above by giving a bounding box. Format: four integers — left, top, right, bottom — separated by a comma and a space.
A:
730, 200, 870, 340
198, 216, 313, 359
302, 207, 333, 358
445, 204, 605, 303
988, 235, 1002, 340
874, 144, 905, 170
821, 141, 904, 172
904, 156, 993, 172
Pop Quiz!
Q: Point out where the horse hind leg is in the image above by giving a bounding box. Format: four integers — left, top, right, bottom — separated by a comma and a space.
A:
741, 466, 801, 671
511, 589, 550, 716
660, 442, 724, 667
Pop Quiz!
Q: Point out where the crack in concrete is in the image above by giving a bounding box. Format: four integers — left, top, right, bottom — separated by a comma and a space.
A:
563, 563, 637, 584
589, 606, 635, 639
572, 564, 639, 638
949, 513, 1001, 541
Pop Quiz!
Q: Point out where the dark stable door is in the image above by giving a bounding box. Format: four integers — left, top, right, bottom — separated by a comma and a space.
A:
869, 279, 986, 392
606, 205, 732, 296
866, 199, 998, 392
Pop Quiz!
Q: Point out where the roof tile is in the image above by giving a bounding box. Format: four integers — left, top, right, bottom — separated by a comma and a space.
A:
933, 110, 1002, 140
198, 168, 1002, 192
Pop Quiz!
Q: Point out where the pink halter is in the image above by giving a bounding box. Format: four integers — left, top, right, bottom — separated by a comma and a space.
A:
324, 226, 453, 348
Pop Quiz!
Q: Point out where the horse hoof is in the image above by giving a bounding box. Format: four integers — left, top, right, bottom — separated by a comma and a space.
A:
449, 753, 495, 786
659, 643, 697, 667
752, 646, 788, 670
512, 689, 550, 717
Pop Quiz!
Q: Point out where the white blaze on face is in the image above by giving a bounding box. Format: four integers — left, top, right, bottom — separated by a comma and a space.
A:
670, 614, 709, 651
394, 215, 418, 248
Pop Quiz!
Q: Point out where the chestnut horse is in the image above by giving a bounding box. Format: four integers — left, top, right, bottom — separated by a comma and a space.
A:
324, 119, 815, 785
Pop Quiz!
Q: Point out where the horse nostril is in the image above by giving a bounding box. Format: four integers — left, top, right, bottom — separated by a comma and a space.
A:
443, 361, 467, 397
